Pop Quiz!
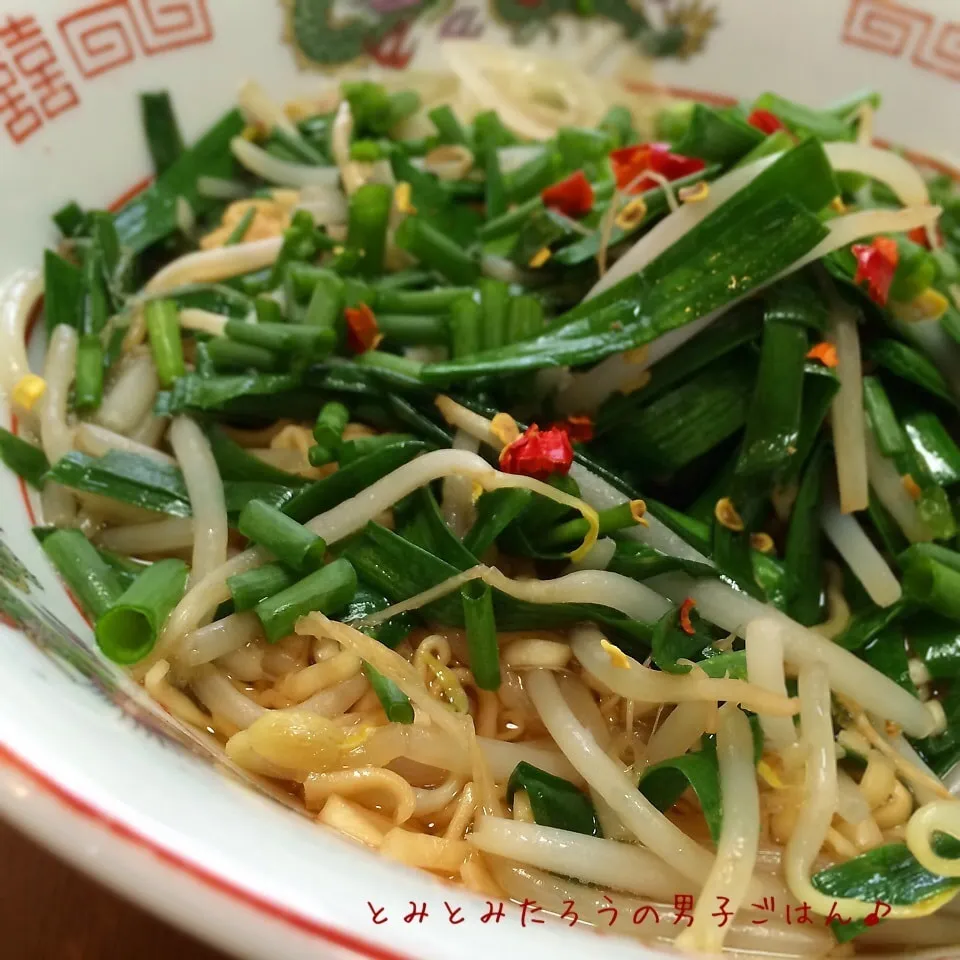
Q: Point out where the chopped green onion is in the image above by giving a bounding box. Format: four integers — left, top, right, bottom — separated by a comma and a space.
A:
900, 544, 960, 622
375, 286, 471, 315
73, 334, 104, 412
395, 217, 479, 285
376, 313, 448, 346
283, 440, 429, 523
254, 557, 357, 643
302, 271, 344, 330
783, 440, 826, 626
0, 427, 49, 488
42, 528, 124, 619
449, 295, 482, 359
364, 663, 415, 723
506, 295, 543, 344
205, 338, 280, 372
224, 206, 256, 246
313, 400, 350, 454
145, 299, 186, 387
478, 278, 510, 352
254, 295, 285, 325
224, 319, 335, 357
347, 183, 393, 277
227, 562, 296, 612
95, 558, 188, 664
506, 761, 602, 836
461, 579, 500, 690
139, 91, 185, 178
339, 434, 416, 467
863, 375, 906, 458
238, 499, 328, 572
542, 501, 643, 548
735, 315, 807, 481
428, 105, 468, 145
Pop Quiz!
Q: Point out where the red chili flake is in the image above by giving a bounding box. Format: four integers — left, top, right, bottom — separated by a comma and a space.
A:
747, 109, 785, 135
552, 415, 595, 444
908, 225, 943, 249
851, 236, 900, 306
344, 303, 383, 354
679, 598, 697, 636
609, 142, 705, 195
498, 424, 574, 480
541, 170, 594, 218
806, 341, 838, 368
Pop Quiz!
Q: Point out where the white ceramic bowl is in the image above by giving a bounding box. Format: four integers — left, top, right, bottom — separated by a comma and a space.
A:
2, 2, 960, 958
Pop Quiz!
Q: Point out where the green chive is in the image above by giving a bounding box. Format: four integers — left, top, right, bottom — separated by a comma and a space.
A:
506, 149, 560, 204
0, 428, 49, 488
254, 557, 358, 643
479, 195, 542, 242
205, 337, 279, 372
224, 319, 335, 357
395, 217, 479, 285
377, 313, 449, 346
449, 295, 482, 359
339, 434, 415, 467
254, 295, 285, 325
347, 183, 393, 277
478, 278, 510, 352
303, 270, 344, 330
783, 440, 827, 626
900, 544, 960, 623
461, 579, 500, 690
364, 663, 414, 723
238, 500, 328, 573
483, 146, 508, 221
145, 299, 186, 387
506, 295, 544, 344
543, 501, 643, 549
224, 206, 256, 246
863, 376, 906, 458
140, 91, 185, 176
73, 334, 104, 411
42, 528, 123, 619
313, 400, 350, 447
428, 105, 468, 145
227, 562, 296, 612
95, 558, 188, 664
375, 286, 471, 315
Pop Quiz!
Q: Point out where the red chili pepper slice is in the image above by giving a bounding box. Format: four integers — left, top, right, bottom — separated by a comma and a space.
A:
908, 225, 942, 249
541, 170, 594, 218
498, 424, 574, 480
746, 109, 785, 135
551, 415, 595, 444
609, 142, 705, 195
806, 342, 838, 368
851, 236, 900, 306
344, 303, 382, 354
679, 597, 697, 636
